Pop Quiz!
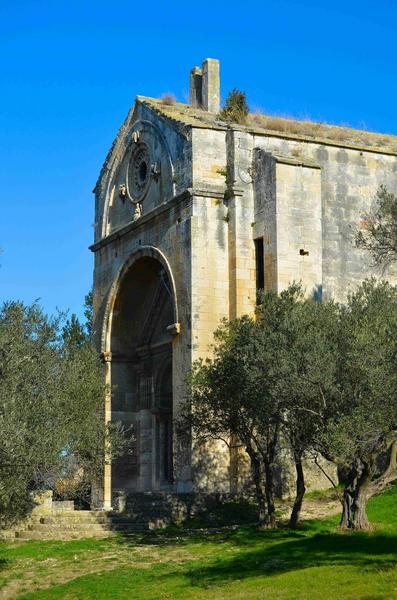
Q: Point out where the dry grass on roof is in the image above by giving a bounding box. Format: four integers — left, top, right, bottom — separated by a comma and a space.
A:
246, 112, 397, 149
141, 97, 397, 151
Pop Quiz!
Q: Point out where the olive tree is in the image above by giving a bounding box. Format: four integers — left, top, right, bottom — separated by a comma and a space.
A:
318, 280, 397, 530
184, 279, 397, 531
0, 301, 126, 527
185, 285, 320, 528
266, 296, 341, 528
356, 186, 397, 269
185, 315, 282, 528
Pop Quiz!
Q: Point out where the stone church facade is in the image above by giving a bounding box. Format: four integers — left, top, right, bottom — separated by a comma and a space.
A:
91, 59, 397, 509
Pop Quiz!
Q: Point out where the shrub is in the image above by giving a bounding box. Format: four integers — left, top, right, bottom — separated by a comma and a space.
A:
160, 93, 176, 106
219, 88, 249, 124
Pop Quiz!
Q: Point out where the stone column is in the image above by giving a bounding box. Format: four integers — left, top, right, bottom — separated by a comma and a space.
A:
103, 351, 113, 510
190, 66, 203, 108
139, 409, 154, 490
202, 59, 220, 113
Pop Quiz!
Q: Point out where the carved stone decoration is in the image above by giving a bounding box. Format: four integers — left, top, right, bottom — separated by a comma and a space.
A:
133, 202, 142, 221
118, 183, 127, 202
106, 119, 174, 234
238, 164, 253, 184
127, 143, 151, 202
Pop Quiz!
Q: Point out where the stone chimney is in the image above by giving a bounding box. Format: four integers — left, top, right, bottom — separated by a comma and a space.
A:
189, 58, 220, 113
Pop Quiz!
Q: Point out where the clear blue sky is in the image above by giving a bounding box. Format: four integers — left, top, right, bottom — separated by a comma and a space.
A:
1, 0, 396, 319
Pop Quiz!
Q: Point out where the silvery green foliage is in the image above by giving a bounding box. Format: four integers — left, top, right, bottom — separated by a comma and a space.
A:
0, 301, 129, 527
356, 186, 397, 269
185, 280, 397, 530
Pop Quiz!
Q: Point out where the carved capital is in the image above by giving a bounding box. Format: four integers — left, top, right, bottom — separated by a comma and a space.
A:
101, 351, 112, 363
166, 322, 181, 336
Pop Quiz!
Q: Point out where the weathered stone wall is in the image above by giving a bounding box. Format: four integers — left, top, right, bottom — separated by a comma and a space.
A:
186, 124, 397, 495
192, 128, 226, 189
190, 191, 230, 492
253, 150, 322, 295
252, 134, 397, 299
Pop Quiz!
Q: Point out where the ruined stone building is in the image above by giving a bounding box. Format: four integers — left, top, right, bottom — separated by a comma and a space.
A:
91, 58, 397, 508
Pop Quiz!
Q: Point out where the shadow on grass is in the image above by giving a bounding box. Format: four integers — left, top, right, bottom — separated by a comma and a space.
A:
185, 531, 397, 587
181, 500, 259, 529
114, 521, 312, 549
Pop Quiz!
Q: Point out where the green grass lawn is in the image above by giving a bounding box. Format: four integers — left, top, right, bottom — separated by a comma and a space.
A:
1, 487, 397, 599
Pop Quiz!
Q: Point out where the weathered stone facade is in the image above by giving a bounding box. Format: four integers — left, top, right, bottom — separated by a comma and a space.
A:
91, 58, 397, 508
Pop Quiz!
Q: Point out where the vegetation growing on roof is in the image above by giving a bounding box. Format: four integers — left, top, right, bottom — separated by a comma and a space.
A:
141, 97, 397, 153
160, 93, 176, 106
219, 89, 249, 124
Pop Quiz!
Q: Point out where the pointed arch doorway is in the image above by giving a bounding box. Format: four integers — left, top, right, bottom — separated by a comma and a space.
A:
105, 249, 177, 497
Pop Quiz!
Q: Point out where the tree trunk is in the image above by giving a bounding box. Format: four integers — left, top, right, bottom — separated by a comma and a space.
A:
340, 487, 353, 529
247, 449, 268, 526
340, 461, 372, 530
264, 457, 277, 528
289, 456, 306, 529
351, 485, 370, 530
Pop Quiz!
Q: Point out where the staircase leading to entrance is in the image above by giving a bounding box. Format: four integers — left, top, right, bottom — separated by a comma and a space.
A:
1, 493, 185, 541
2, 511, 150, 541
1, 492, 222, 541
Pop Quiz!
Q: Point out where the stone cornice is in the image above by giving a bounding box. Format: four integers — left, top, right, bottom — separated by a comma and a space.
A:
90, 187, 228, 252
190, 186, 226, 199
273, 154, 321, 169
90, 190, 190, 252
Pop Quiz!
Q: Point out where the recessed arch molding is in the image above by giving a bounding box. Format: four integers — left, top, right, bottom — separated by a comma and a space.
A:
101, 245, 179, 355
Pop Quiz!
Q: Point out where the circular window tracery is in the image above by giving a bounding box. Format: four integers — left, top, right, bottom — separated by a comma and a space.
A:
127, 143, 151, 201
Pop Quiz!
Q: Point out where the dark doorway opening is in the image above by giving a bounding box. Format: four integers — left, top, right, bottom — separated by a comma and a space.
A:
110, 256, 174, 493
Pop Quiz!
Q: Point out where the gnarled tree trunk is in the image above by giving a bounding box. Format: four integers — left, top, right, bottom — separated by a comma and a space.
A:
340, 439, 397, 531
340, 460, 373, 530
351, 483, 371, 530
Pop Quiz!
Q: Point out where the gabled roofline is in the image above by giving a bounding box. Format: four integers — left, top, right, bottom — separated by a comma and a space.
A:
93, 100, 138, 196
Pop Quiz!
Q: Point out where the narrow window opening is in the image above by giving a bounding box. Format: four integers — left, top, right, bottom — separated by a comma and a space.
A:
254, 237, 264, 297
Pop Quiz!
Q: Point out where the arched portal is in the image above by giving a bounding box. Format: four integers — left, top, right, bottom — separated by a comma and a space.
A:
108, 254, 176, 494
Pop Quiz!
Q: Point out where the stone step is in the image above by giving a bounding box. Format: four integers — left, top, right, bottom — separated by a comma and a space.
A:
27, 523, 109, 532
4, 517, 157, 541
33, 510, 103, 517
37, 515, 110, 525
14, 530, 111, 540
3, 500, 175, 541
108, 523, 149, 532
